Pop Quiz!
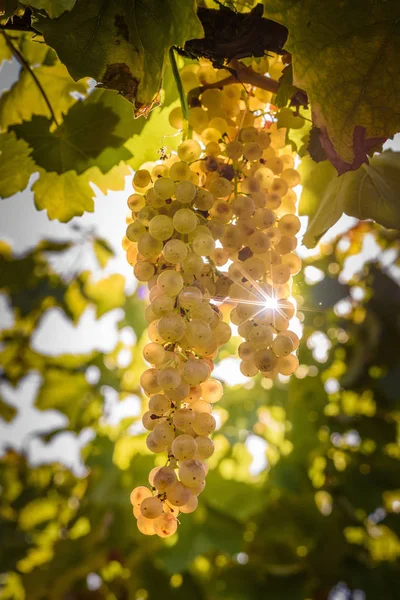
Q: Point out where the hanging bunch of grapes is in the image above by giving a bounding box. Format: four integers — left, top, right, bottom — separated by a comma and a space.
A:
123, 56, 302, 537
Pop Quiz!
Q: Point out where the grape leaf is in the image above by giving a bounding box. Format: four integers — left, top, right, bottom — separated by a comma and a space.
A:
0, 31, 13, 64
125, 101, 181, 170
35, 0, 204, 111
85, 89, 145, 139
264, 0, 400, 171
11, 102, 131, 175
32, 162, 130, 222
84, 274, 125, 317
92, 238, 114, 268
32, 169, 96, 221
22, 0, 77, 18
0, 396, 17, 423
0, 63, 88, 129
302, 151, 400, 247
17, 33, 56, 66
0, 132, 36, 199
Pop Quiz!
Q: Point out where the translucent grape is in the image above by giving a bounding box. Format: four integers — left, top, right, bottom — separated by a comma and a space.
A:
192, 413, 216, 436
149, 215, 174, 241
173, 208, 198, 234
130, 485, 152, 507
179, 459, 206, 488
171, 434, 198, 461
157, 270, 184, 296
140, 496, 163, 519
157, 367, 182, 391
153, 513, 178, 537
153, 466, 177, 492
178, 139, 202, 162
166, 482, 192, 506
148, 394, 171, 416
195, 436, 215, 459
137, 515, 156, 535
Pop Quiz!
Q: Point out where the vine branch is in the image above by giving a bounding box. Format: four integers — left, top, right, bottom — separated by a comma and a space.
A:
1, 30, 59, 126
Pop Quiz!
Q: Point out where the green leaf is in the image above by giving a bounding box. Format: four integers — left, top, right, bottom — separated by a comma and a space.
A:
85, 89, 145, 140
344, 150, 400, 228
125, 101, 181, 170
11, 101, 132, 175
84, 274, 125, 317
0, 132, 36, 199
0, 63, 88, 129
264, 0, 400, 168
32, 161, 130, 222
32, 169, 95, 221
302, 151, 400, 247
92, 238, 114, 268
298, 156, 337, 218
35, 0, 204, 110
0, 396, 17, 422
0, 30, 13, 64
17, 33, 56, 66
22, 0, 77, 18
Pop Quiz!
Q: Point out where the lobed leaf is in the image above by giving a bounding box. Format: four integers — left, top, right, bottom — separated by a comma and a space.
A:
0, 132, 36, 199
34, 0, 204, 111
264, 0, 400, 172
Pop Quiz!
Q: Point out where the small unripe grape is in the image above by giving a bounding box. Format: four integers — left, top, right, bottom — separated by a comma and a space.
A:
153, 466, 177, 492
171, 434, 198, 461
140, 496, 163, 519
192, 413, 216, 436
153, 512, 178, 537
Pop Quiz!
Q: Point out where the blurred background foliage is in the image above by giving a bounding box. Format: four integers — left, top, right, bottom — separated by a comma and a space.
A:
1, 9, 400, 600
1, 220, 400, 600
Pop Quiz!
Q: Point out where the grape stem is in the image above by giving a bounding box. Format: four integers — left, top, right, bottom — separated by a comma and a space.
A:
188, 59, 279, 105
168, 46, 192, 140
1, 31, 59, 127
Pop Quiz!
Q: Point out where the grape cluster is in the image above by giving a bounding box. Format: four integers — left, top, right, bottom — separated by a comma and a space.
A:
124, 57, 301, 537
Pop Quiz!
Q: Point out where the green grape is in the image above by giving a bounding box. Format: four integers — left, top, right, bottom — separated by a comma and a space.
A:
137, 233, 163, 259
140, 496, 163, 519
240, 360, 259, 377
149, 215, 174, 241
127, 193, 146, 212
192, 413, 216, 436
178, 139, 202, 162
179, 459, 206, 488
171, 434, 198, 461
166, 482, 192, 507
154, 177, 176, 200
157, 270, 184, 296
148, 394, 171, 416
130, 485, 152, 507
143, 342, 166, 365
243, 141, 263, 161
136, 515, 156, 535
133, 169, 151, 188
195, 436, 214, 459
209, 177, 233, 198
134, 261, 155, 282
173, 208, 198, 234
175, 180, 197, 204
193, 233, 215, 256
157, 313, 186, 342
140, 368, 163, 395
163, 239, 188, 264
153, 467, 177, 492
172, 408, 195, 431
126, 220, 146, 242
232, 195, 255, 218
182, 358, 210, 385
277, 354, 299, 376
271, 334, 294, 357
153, 512, 178, 537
